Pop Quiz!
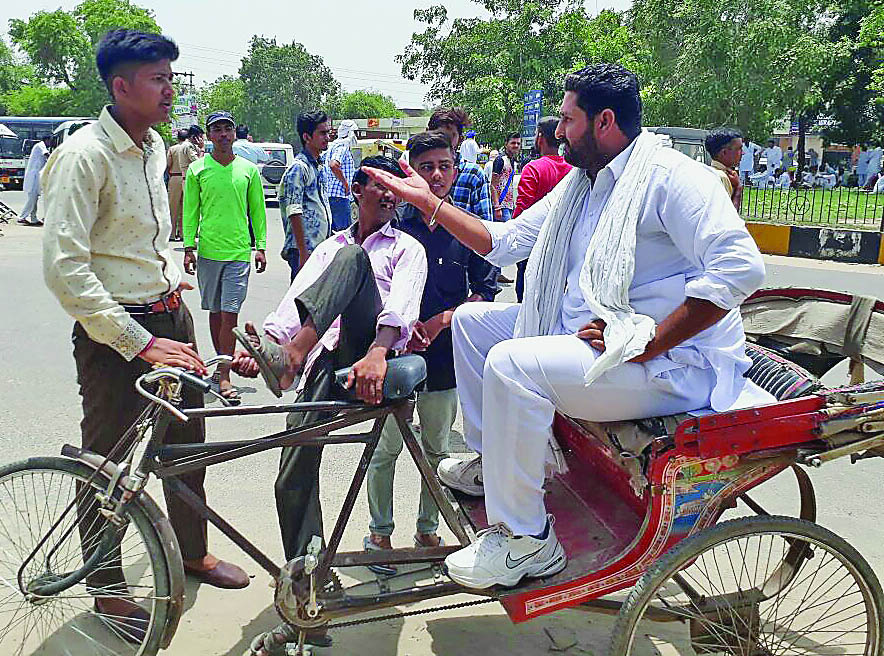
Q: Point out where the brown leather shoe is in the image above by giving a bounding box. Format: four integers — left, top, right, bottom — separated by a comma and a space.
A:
497, 273, 513, 283
184, 560, 250, 589
94, 596, 150, 644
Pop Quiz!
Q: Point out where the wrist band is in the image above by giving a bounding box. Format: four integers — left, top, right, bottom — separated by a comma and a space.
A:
428, 196, 445, 228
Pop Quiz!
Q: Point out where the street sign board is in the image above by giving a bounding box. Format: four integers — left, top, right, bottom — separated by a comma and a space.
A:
172, 93, 198, 131
522, 90, 543, 149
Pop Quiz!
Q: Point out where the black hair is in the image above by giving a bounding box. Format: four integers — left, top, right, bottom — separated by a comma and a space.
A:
705, 128, 743, 157
564, 63, 642, 140
352, 155, 406, 188
187, 124, 204, 138
505, 132, 521, 143
236, 124, 249, 140
176, 128, 189, 141
427, 107, 470, 133
406, 130, 453, 161
297, 110, 328, 146
537, 116, 560, 148
96, 29, 178, 93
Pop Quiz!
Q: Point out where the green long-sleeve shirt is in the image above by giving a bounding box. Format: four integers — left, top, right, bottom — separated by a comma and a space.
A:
183, 154, 267, 261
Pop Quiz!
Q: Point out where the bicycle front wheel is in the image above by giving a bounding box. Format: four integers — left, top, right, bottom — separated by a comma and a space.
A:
0, 456, 173, 656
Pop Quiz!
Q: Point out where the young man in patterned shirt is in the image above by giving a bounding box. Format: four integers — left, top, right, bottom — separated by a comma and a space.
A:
278, 111, 332, 280
42, 28, 248, 644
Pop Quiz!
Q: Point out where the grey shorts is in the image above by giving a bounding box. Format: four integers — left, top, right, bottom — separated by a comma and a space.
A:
197, 257, 250, 314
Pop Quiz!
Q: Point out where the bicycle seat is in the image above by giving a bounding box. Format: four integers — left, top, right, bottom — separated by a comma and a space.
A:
334, 354, 427, 400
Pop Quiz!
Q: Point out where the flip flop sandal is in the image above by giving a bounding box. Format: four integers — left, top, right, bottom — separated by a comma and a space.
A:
218, 384, 242, 406
232, 327, 289, 398
362, 535, 398, 576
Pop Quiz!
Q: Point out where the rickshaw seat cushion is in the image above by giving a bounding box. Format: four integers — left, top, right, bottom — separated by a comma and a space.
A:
744, 342, 821, 400
334, 354, 427, 400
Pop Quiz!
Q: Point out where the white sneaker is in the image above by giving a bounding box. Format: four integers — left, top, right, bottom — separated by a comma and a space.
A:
444, 515, 567, 589
437, 455, 484, 496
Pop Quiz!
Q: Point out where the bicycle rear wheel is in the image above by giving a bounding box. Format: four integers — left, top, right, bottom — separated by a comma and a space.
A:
610, 516, 884, 655
0, 456, 172, 656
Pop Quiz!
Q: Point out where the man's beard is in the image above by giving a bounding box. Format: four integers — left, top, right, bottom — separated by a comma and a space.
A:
562, 128, 602, 170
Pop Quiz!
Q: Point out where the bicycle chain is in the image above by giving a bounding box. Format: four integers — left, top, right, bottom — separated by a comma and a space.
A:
324, 597, 496, 630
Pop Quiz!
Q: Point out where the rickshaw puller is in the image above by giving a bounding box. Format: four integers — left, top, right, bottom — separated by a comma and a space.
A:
362, 63, 772, 590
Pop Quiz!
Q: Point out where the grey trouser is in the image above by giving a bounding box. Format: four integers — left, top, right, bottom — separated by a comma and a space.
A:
275, 245, 382, 560
366, 388, 456, 537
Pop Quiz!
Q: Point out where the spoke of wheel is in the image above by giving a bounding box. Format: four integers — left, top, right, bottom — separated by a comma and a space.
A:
0, 468, 152, 655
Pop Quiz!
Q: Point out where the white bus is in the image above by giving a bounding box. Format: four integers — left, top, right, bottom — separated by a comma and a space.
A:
0, 116, 93, 189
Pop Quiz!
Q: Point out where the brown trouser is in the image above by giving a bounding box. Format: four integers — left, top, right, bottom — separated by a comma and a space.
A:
73, 303, 208, 590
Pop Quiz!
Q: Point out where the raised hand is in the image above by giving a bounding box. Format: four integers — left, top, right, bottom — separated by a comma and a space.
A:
360, 158, 434, 210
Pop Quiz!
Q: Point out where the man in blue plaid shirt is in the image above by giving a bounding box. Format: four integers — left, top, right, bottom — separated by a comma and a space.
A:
427, 107, 494, 224
427, 107, 497, 284
324, 119, 357, 230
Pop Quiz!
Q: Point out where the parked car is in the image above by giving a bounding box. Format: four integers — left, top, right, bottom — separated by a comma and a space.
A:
646, 126, 710, 164
252, 142, 294, 202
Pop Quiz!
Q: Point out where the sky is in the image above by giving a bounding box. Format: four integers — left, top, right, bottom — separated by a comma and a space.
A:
2, 0, 631, 107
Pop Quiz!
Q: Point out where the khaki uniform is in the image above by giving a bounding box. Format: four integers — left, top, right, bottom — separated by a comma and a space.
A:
167, 140, 201, 236
711, 159, 734, 197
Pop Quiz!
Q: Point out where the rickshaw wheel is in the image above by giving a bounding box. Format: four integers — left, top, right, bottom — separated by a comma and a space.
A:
609, 516, 883, 656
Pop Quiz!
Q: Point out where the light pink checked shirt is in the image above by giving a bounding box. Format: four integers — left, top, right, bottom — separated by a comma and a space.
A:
262, 221, 427, 391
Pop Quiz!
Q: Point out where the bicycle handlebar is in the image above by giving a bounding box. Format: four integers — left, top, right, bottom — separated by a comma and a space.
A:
135, 355, 232, 421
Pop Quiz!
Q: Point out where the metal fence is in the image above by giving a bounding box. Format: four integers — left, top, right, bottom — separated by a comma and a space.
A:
741, 186, 884, 231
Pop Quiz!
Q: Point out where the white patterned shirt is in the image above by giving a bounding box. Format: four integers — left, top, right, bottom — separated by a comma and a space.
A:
42, 106, 182, 360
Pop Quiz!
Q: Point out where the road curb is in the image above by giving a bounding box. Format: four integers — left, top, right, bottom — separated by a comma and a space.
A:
746, 222, 884, 265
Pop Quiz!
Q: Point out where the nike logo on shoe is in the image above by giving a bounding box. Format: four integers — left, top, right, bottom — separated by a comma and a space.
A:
505, 547, 543, 569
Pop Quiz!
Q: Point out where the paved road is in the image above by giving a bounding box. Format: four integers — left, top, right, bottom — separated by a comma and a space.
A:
1, 189, 883, 655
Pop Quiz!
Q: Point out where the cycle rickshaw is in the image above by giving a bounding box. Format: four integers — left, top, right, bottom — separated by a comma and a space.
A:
1, 287, 884, 655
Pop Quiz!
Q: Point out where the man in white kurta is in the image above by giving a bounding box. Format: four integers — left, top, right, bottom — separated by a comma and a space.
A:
19, 136, 51, 225
761, 139, 782, 174
362, 63, 768, 591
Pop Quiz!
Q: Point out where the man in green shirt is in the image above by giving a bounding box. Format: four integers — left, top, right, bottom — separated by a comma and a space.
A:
183, 110, 267, 402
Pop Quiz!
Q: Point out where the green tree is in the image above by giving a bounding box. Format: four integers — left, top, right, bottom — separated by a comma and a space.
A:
329, 90, 402, 119
198, 75, 247, 125
813, 0, 884, 147
238, 36, 340, 145
397, 1, 640, 146
8, 0, 162, 115
630, 0, 837, 143
0, 37, 37, 114
860, 0, 884, 101
1, 85, 74, 116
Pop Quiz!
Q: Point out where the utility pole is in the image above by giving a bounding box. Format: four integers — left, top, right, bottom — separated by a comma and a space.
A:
173, 71, 195, 94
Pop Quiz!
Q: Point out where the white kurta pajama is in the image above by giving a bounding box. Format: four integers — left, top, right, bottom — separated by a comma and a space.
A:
452, 142, 771, 536
21, 140, 50, 222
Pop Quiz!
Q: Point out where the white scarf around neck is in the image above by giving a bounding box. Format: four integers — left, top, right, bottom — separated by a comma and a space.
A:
517, 129, 664, 386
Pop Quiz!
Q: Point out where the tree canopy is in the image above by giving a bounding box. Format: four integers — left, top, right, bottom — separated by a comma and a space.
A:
8, 0, 161, 115
237, 36, 340, 144
326, 90, 403, 120
397, 0, 638, 145
398, 0, 883, 146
